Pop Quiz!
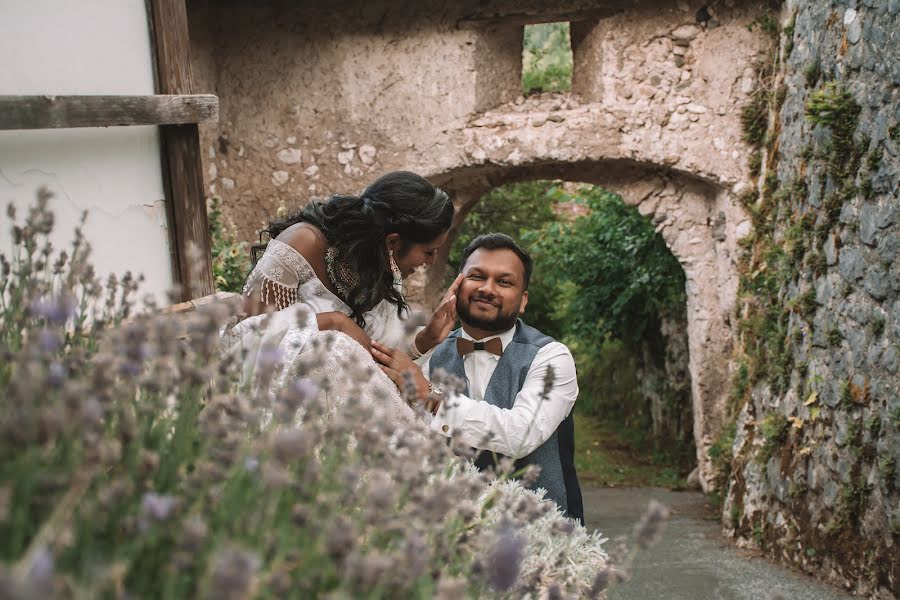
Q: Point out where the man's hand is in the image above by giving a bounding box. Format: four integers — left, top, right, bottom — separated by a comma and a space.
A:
371, 340, 430, 404
415, 273, 463, 354
317, 311, 372, 351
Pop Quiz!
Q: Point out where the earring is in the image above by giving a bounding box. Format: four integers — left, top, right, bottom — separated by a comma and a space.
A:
388, 249, 402, 284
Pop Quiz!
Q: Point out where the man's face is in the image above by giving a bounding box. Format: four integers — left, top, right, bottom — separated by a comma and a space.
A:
456, 247, 528, 333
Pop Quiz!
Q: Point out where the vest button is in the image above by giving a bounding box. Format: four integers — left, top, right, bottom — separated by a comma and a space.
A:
441, 424, 449, 433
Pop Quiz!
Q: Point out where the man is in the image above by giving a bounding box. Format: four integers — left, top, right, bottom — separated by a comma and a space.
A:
372, 233, 583, 523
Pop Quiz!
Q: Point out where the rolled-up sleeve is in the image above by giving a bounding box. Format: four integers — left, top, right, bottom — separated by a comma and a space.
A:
429, 342, 578, 459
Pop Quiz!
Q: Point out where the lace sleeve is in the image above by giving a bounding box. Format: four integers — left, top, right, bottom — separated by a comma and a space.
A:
243, 239, 316, 311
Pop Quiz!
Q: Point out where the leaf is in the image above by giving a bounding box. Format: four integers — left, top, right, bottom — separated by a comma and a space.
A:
799, 446, 813, 457
810, 407, 820, 420
789, 416, 804, 429
803, 391, 818, 406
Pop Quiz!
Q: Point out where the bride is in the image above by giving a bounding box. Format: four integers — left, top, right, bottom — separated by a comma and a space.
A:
223, 171, 461, 423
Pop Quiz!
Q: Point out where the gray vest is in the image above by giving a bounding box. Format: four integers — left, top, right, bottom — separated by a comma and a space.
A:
430, 320, 583, 521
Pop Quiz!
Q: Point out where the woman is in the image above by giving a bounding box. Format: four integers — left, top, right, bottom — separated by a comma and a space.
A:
224, 171, 460, 423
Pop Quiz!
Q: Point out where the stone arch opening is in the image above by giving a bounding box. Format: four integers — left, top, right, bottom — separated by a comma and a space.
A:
415, 158, 744, 489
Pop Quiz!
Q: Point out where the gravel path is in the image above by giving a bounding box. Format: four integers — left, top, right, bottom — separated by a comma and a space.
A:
583, 486, 856, 600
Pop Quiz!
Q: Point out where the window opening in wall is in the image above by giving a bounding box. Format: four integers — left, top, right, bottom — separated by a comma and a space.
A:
522, 22, 573, 95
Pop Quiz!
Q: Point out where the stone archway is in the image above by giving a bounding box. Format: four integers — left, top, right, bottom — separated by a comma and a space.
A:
411, 157, 749, 490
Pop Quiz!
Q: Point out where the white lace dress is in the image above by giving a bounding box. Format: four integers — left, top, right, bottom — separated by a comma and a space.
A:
222, 239, 418, 425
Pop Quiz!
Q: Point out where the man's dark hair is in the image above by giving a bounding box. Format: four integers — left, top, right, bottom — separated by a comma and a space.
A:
458, 233, 533, 289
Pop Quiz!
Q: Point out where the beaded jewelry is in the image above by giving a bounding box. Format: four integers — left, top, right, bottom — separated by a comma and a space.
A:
388, 249, 402, 286
325, 246, 359, 302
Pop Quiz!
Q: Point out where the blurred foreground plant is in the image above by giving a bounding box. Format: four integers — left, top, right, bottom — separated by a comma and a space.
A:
0, 191, 668, 599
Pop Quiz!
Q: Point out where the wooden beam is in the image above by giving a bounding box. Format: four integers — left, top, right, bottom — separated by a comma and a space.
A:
148, 0, 215, 301
0, 94, 218, 130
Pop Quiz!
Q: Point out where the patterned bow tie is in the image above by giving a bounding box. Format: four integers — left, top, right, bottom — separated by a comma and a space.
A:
456, 337, 503, 357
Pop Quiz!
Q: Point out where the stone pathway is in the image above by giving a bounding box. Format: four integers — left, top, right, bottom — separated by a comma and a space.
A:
583, 486, 855, 600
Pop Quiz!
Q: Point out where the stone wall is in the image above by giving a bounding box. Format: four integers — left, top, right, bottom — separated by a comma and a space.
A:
722, 0, 899, 596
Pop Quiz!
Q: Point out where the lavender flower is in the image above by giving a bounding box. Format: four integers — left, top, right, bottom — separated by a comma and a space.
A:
486, 523, 525, 591
633, 500, 671, 549
139, 492, 178, 530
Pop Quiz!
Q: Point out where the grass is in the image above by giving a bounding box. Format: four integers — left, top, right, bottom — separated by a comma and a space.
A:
574, 411, 693, 488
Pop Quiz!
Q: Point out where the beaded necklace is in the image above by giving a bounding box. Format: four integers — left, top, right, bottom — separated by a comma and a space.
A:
324, 246, 359, 302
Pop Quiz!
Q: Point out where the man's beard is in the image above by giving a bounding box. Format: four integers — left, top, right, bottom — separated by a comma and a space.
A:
456, 294, 519, 333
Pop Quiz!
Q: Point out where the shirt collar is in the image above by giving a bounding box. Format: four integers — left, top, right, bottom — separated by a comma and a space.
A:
460, 323, 517, 352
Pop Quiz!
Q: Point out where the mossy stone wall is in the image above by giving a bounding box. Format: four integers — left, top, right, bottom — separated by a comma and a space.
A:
723, 1, 899, 595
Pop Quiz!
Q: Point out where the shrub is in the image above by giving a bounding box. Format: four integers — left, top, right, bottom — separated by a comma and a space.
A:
208, 196, 249, 293
1, 192, 679, 598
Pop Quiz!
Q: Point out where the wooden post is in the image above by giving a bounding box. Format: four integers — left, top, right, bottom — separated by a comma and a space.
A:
148, 0, 215, 300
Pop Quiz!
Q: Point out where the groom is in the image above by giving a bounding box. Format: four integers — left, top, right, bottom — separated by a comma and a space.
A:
373, 233, 583, 523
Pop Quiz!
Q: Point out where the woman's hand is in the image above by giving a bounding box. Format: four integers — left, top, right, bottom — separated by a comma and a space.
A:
317, 311, 372, 351
371, 341, 430, 403
415, 273, 463, 355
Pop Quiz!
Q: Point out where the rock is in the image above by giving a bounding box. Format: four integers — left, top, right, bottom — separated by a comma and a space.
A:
847, 17, 863, 45
839, 247, 866, 282
220, 177, 235, 191
847, 328, 868, 368
825, 234, 838, 265
859, 204, 879, 246
337, 149, 355, 165
864, 266, 890, 300
671, 24, 701, 42
881, 344, 898, 373
358, 144, 377, 165
286, 136, 297, 145
686, 467, 703, 490
304, 165, 319, 178
208, 164, 217, 181
277, 148, 302, 165
271, 170, 289, 186
686, 103, 707, 114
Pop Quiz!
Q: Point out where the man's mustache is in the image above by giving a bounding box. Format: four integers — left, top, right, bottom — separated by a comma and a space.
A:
469, 294, 499, 307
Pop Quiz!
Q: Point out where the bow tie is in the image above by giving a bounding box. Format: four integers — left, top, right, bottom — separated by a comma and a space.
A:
456, 337, 503, 357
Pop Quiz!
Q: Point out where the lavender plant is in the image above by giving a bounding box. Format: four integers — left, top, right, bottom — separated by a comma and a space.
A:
1, 191, 621, 599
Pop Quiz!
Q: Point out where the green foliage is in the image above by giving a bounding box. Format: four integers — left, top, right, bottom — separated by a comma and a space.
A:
529, 187, 686, 349
871, 316, 885, 337
805, 83, 862, 181
708, 422, 737, 488
757, 412, 789, 464
748, 149, 763, 177
741, 93, 769, 148
748, 13, 780, 37
208, 196, 249, 293
522, 22, 573, 95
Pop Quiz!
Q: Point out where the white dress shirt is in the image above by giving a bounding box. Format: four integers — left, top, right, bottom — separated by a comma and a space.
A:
421, 325, 578, 459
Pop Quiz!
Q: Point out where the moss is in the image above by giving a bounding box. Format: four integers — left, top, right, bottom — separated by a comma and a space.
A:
758, 412, 789, 464
889, 123, 900, 141
783, 16, 796, 57
729, 363, 750, 410
763, 170, 780, 199
805, 83, 862, 180
742, 93, 770, 148
748, 13, 780, 38
739, 189, 759, 208
865, 146, 882, 172
827, 327, 842, 346
839, 379, 853, 408
748, 149, 763, 177
871, 316, 885, 337
879, 455, 896, 488
803, 61, 821, 88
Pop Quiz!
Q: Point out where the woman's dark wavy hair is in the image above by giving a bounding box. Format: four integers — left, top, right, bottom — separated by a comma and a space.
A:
255, 171, 453, 325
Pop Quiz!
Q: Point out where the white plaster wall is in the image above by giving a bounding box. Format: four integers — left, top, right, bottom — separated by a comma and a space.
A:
0, 0, 173, 303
